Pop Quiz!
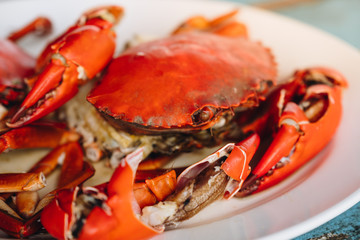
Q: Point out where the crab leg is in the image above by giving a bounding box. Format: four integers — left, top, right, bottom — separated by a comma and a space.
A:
172, 9, 247, 38
27, 140, 70, 175
0, 122, 79, 153
134, 170, 177, 209
57, 142, 85, 187
8, 6, 123, 128
0, 204, 43, 238
0, 173, 46, 192
0, 139, 94, 238
138, 155, 173, 170
14, 142, 87, 218
144, 170, 177, 201
239, 67, 347, 195
133, 183, 157, 208
0, 139, 62, 217
15, 191, 40, 219
31, 142, 95, 218
7, 17, 52, 42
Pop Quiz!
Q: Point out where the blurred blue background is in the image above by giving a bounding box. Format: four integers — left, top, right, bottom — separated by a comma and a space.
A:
228, 0, 360, 48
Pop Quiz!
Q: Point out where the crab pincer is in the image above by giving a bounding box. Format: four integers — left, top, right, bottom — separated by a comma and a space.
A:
239, 67, 348, 195
8, 6, 123, 128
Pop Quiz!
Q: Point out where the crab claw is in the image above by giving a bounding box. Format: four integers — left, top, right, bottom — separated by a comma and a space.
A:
139, 136, 258, 229
80, 148, 162, 240
8, 6, 123, 128
221, 133, 259, 198
239, 67, 347, 195
40, 187, 79, 240
42, 147, 162, 240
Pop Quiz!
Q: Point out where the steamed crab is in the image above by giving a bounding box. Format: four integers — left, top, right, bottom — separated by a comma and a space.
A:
0, 5, 347, 239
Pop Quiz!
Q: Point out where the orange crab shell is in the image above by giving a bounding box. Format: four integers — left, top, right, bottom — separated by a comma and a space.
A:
87, 32, 277, 131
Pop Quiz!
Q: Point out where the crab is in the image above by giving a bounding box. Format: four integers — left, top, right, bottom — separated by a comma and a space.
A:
0, 16, 51, 121
0, 5, 347, 240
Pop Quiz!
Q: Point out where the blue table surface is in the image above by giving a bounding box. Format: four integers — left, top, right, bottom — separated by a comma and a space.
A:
226, 0, 360, 239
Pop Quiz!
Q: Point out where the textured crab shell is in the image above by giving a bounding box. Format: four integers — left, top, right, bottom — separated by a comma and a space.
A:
87, 32, 277, 130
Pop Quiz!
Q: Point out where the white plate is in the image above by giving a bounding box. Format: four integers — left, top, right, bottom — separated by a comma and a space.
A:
0, 0, 359, 239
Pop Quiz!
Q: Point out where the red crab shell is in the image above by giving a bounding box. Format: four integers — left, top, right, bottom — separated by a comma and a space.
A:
87, 32, 277, 132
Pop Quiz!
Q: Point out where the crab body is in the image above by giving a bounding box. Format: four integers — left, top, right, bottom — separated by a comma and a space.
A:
88, 32, 276, 134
